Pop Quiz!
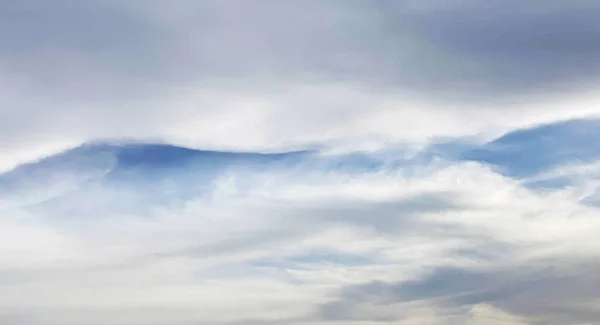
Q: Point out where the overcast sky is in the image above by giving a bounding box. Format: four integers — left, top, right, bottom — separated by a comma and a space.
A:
2, 1, 600, 324
2, 0, 600, 167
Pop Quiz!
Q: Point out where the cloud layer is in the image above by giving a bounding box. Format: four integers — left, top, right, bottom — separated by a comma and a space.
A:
2, 1, 600, 324
2, 120, 600, 324
3, 0, 600, 170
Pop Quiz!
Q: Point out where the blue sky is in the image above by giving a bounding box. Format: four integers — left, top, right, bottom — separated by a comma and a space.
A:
2, 1, 600, 325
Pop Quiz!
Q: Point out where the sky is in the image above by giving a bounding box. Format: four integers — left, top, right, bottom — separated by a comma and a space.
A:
2, 1, 600, 324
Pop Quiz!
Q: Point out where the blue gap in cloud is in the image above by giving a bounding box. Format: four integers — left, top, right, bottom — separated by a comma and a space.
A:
458, 118, 600, 179
3, 118, 600, 213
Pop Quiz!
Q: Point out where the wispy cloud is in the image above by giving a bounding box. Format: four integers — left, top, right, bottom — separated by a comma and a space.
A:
2, 125, 600, 324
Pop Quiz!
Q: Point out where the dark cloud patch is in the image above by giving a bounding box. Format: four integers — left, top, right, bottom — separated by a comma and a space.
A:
318, 261, 600, 324
373, 0, 600, 98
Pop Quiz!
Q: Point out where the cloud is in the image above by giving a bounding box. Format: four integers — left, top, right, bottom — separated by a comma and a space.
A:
3, 1, 600, 324
1, 128, 600, 324
320, 262, 600, 324
8, 0, 599, 98
3, 0, 600, 169
383, 0, 600, 94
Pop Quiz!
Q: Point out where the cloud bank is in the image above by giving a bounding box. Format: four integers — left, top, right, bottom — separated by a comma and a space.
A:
3, 0, 600, 168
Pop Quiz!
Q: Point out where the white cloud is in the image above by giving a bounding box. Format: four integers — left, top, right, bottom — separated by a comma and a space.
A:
3, 1, 600, 323
1, 150, 600, 323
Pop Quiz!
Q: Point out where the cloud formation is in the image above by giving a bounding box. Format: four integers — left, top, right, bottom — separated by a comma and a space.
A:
2, 1, 600, 324
3, 0, 600, 170
2, 122, 600, 324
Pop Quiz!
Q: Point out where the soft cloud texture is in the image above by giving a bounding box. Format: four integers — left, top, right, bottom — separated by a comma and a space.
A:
3, 0, 600, 169
3, 127, 600, 324
2, 1, 600, 324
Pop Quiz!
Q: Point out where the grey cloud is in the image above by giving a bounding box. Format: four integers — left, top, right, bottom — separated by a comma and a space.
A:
3, 0, 600, 153
388, 0, 600, 96
3, 0, 600, 101
318, 261, 600, 324
0, 0, 158, 55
